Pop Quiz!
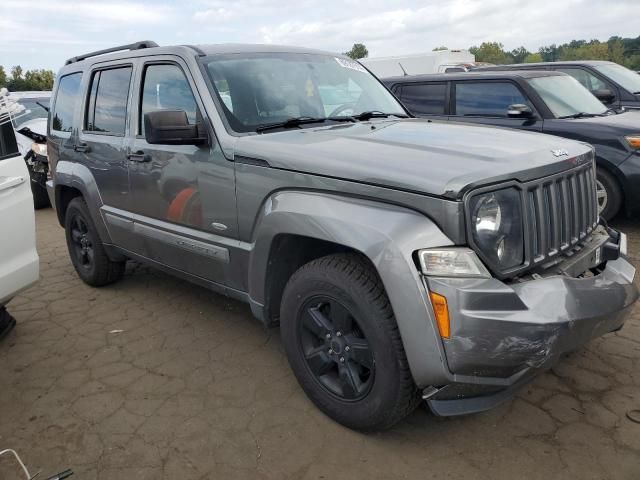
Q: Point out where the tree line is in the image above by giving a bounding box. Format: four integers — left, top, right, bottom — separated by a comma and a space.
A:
0, 65, 55, 91
344, 35, 640, 71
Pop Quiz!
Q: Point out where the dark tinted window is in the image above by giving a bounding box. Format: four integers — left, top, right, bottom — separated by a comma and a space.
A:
0, 122, 19, 160
399, 83, 447, 114
86, 67, 132, 134
52, 72, 82, 132
140, 64, 197, 135
455, 82, 529, 117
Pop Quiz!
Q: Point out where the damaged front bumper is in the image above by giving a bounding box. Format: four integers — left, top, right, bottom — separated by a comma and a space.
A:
423, 230, 638, 416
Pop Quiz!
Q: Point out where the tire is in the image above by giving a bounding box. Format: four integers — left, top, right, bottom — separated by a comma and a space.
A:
64, 197, 125, 286
596, 169, 622, 221
280, 253, 420, 431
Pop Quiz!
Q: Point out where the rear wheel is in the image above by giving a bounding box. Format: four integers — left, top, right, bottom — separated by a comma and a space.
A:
280, 253, 420, 431
64, 197, 125, 286
596, 169, 622, 221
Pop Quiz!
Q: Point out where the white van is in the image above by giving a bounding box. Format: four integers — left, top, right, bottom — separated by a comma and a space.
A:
0, 88, 39, 336
360, 49, 475, 78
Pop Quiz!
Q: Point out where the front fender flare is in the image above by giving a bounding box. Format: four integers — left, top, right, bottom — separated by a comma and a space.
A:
248, 190, 455, 387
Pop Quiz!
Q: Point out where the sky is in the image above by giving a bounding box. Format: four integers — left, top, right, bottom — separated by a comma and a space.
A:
1, 0, 638, 71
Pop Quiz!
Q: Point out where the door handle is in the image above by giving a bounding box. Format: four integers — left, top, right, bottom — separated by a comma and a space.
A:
127, 151, 150, 162
74, 143, 91, 153
0, 176, 25, 192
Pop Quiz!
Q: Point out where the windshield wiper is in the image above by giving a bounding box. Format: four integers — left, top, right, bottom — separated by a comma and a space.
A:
256, 116, 326, 133
558, 112, 601, 119
352, 111, 408, 121
36, 101, 49, 113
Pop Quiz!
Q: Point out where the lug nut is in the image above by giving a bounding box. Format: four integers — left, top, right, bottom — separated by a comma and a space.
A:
328, 348, 334, 354
345, 346, 350, 352
339, 357, 345, 363
325, 333, 331, 339
336, 331, 342, 337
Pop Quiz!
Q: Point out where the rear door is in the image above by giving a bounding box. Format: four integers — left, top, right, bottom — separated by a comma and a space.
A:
450, 80, 543, 132
0, 118, 38, 304
78, 62, 139, 251
393, 82, 449, 121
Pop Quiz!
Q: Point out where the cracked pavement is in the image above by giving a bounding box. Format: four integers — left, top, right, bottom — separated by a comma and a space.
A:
1, 209, 639, 479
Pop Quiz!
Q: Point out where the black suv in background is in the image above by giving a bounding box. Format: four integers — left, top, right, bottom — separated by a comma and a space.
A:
383, 71, 640, 219
477, 61, 640, 110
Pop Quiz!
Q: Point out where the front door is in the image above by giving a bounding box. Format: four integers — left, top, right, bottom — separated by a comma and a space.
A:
449, 81, 543, 132
0, 120, 38, 304
127, 58, 237, 286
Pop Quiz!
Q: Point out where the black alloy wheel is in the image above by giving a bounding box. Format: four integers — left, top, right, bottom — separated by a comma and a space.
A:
299, 296, 374, 401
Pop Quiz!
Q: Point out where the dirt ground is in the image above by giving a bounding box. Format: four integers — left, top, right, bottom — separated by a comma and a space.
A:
1, 209, 639, 480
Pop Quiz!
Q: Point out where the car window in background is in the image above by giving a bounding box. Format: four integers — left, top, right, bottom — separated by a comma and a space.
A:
85, 67, 132, 135
15, 98, 50, 125
399, 83, 447, 115
527, 75, 608, 118
455, 82, 529, 117
140, 64, 198, 136
205, 52, 405, 132
594, 63, 640, 94
0, 122, 19, 160
555, 68, 608, 91
52, 72, 82, 132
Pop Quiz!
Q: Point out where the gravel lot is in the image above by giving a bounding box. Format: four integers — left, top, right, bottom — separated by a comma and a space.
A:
1, 209, 639, 480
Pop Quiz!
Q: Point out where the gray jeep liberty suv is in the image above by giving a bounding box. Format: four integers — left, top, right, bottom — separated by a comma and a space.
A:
47, 41, 638, 431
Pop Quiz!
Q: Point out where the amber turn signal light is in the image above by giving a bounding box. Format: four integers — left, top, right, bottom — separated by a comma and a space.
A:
429, 291, 450, 339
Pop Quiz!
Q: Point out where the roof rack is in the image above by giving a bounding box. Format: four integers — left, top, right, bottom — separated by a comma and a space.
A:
65, 40, 159, 65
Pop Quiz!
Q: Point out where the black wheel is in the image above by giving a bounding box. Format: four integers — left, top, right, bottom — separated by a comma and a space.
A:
64, 197, 125, 286
280, 253, 420, 431
596, 169, 622, 221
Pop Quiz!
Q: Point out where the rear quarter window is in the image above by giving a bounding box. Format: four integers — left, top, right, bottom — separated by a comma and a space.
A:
85, 66, 133, 135
52, 72, 82, 132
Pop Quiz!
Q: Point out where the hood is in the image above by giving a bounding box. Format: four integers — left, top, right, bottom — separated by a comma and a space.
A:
14, 118, 47, 156
571, 110, 640, 132
234, 119, 592, 198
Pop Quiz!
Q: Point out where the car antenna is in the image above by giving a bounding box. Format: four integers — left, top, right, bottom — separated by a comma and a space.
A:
398, 62, 408, 76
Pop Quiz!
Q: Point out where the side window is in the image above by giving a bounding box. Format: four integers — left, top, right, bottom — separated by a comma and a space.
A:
0, 122, 19, 160
140, 64, 198, 136
52, 72, 82, 132
556, 68, 608, 92
398, 83, 447, 115
85, 67, 133, 135
455, 82, 530, 117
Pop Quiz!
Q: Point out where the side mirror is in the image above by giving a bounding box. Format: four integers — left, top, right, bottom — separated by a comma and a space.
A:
144, 110, 207, 145
507, 104, 533, 118
593, 89, 615, 104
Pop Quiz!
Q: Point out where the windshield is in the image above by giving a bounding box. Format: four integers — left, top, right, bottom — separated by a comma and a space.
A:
204, 52, 405, 133
15, 97, 50, 125
527, 75, 608, 118
593, 63, 640, 94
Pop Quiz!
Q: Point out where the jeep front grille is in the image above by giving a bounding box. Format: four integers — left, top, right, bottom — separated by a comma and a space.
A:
525, 162, 599, 265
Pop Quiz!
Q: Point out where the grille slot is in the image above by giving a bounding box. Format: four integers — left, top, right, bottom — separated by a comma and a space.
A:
525, 162, 598, 267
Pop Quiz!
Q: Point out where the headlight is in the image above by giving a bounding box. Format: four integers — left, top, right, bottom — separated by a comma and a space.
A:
469, 188, 523, 271
418, 248, 490, 278
31, 142, 47, 156
625, 135, 640, 150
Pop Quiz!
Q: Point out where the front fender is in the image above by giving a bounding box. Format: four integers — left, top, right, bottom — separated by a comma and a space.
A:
248, 190, 455, 387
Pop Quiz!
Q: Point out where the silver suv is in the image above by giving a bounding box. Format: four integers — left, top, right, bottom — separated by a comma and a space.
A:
47, 41, 638, 431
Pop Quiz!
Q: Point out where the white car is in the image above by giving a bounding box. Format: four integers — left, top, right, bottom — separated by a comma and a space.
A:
0, 89, 39, 337
8, 91, 51, 209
